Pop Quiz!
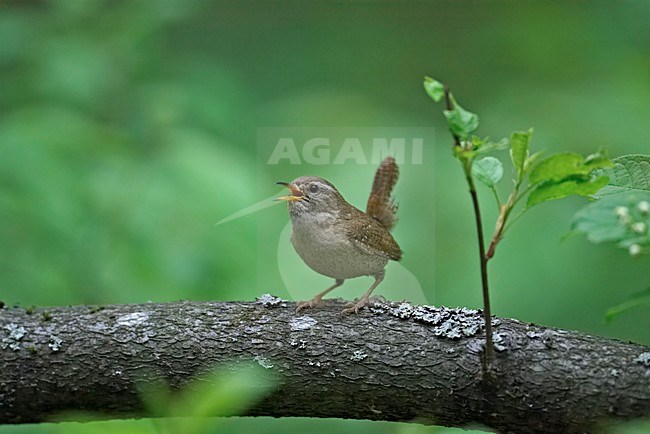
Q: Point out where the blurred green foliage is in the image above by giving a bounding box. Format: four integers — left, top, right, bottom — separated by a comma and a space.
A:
1, 1, 649, 433
572, 154, 650, 257
137, 362, 278, 434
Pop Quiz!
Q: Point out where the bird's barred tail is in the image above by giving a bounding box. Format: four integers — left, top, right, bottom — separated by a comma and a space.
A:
366, 156, 399, 231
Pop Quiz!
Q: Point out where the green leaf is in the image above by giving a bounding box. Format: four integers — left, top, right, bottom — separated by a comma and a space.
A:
529, 152, 585, 184
605, 287, 650, 323
475, 137, 509, 155
571, 191, 650, 244
176, 364, 276, 418
472, 156, 503, 188
527, 176, 609, 208
584, 148, 611, 168
528, 152, 612, 185
443, 96, 479, 140
423, 76, 445, 102
524, 151, 543, 173
594, 154, 650, 197
509, 129, 532, 179
168, 363, 278, 434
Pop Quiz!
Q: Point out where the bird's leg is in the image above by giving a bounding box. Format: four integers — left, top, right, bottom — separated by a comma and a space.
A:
296, 279, 345, 313
342, 271, 385, 315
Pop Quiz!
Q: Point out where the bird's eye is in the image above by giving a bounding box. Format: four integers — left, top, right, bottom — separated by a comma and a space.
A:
309, 184, 319, 193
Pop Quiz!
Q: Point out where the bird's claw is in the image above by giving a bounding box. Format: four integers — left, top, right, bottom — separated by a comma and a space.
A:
341, 299, 369, 315
295, 298, 321, 314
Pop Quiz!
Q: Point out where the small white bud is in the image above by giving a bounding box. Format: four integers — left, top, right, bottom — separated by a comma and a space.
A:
614, 206, 629, 217
629, 244, 642, 256
638, 201, 650, 214
615, 206, 632, 224
460, 140, 474, 152
632, 222, 647, 234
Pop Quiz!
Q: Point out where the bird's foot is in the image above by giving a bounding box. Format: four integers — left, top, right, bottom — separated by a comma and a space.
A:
342, 298, 370, 315
295, 297, 322, 314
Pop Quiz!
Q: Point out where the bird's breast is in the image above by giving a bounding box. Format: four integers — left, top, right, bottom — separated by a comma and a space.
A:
289, 213, 388, 279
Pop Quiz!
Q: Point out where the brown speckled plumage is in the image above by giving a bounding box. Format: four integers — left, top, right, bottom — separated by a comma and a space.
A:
343, 205, 402, 261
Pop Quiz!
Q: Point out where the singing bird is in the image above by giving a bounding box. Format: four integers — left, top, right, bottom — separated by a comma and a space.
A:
277, 157, 402, 314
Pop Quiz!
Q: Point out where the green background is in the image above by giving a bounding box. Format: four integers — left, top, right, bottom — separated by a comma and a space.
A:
1, 1, 648, 433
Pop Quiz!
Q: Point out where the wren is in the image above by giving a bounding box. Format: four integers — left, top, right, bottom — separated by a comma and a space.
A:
277, 156, 402, 314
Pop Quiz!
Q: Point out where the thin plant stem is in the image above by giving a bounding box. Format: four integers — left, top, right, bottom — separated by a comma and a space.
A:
503, 206, 528, 234
444, 84, 495, 369
443, 84, 461, 148
486, 180, 532, 259
466, 169, 495, 368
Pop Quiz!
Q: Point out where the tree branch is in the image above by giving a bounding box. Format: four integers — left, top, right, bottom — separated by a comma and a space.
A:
1, 298, 649, 433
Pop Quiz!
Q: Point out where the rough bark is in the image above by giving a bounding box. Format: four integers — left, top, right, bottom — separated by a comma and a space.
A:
1, 297, 649, 433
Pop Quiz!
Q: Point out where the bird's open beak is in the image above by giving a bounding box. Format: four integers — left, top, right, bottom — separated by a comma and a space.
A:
276, 181, 305, 201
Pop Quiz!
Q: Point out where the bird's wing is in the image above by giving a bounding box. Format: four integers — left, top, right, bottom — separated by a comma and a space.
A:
345, 209, 402, 261
366, 156, 399, 231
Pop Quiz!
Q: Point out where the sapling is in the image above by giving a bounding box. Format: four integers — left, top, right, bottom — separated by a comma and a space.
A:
423, 77, 612, 367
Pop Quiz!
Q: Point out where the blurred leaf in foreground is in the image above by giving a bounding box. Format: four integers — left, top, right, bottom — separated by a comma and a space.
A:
605, 287, 650, 323
141, 362, 278, 434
